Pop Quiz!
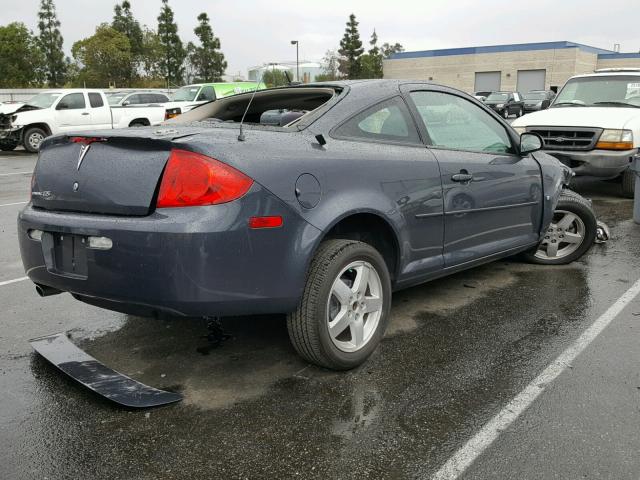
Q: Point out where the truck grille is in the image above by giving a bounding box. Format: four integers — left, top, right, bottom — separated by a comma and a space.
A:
527, 126, 602, 151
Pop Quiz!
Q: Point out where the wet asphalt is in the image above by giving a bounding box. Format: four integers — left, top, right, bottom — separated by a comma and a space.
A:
1, 150, 639, 480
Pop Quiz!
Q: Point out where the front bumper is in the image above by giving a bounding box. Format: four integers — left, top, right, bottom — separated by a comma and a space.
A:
542, 148, 637, 178
18, 186, 322, 317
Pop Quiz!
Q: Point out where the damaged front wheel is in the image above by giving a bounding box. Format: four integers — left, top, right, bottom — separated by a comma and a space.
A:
524, 189, 597, 265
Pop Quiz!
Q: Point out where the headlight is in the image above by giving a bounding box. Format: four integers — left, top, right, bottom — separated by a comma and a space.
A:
596, 129, 634, 150
536, 102, 542, 107
496, 104, 504, 108
513, 126, 527, 135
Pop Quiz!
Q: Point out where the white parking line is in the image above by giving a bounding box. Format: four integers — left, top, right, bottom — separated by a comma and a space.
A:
0, 201, 27, 207
0, 171, 32, 176
0, 276, 28, 287
431, 277, 640, 480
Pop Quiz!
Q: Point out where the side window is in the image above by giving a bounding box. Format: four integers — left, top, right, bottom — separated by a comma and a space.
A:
151, 94, 168, 103
140, 94, 156, 104
335, 97, 420, 144
409, 91, 514, 154
127, 94, 143, 105
57, 93, 86, 110
88, 92, 104, 108
197, 86, 216, 101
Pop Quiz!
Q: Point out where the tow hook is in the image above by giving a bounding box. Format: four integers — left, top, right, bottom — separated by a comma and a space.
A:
595, 220, 610, 244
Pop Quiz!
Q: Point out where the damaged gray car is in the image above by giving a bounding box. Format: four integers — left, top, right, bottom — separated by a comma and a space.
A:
19, 80, 597, 371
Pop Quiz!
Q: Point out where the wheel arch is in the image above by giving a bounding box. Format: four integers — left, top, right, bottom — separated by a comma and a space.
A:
23, 123, 52, 137
128, 118, 151, 127
309, 210, 402, 284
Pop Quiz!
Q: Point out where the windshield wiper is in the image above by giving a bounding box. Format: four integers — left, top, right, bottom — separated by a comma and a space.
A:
593, 101, 640, 108
551, 102, 586, 108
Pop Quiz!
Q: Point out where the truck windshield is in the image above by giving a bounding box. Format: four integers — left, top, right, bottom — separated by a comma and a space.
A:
553, 75, 640, 107
107, 93, 127, 105
26, 92, 62, 109
172, 86, 200, 102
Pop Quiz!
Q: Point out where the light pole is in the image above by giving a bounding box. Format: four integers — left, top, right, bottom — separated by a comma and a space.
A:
291, 40, 299, 82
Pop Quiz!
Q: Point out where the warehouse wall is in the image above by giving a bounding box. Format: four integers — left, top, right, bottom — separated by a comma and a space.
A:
383, 47, 600, 93
596, 57, 640, 69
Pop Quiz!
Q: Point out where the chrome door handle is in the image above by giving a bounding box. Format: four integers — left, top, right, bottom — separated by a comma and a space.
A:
451, 173, 473, 183
81, 112, 90, 116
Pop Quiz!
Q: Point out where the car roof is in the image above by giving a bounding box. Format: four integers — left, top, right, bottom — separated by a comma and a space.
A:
571, 71, 640, 80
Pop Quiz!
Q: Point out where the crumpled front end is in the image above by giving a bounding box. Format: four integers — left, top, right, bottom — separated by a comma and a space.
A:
531, 151, 574, 233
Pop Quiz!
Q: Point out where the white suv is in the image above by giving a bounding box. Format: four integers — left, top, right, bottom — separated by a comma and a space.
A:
512, 70, 640, 197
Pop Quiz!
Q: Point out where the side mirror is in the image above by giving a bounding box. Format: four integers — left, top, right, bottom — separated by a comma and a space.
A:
56, 103, 69, 110
122, 100, 130, 106
520, 132, 543, 155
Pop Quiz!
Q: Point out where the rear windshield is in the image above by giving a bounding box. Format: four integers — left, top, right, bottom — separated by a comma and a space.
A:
107, 93, 127, 105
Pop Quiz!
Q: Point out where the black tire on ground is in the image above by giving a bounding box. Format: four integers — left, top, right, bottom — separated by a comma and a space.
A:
503, 109, 509, 119
129, 120, 149, 127
523, 189, 597, 265
0, 142, 17, 151
518, 107, 524, 117
22, 127, 47, 153
287, 239, 392, 370
621, 168, 635, 199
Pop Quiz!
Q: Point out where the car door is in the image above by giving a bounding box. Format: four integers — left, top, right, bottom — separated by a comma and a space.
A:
331, 96, 445, 280
87, 92, 112, 129
405, 88, 542, 267
54, 93, 92, 132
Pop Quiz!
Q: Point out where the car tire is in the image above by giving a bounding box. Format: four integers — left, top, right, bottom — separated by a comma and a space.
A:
517, 107, 524, 117
523, 189, 597, 265
287, 239, 392, 370
621, 168, 635, 199
0, 142, 17, 151
503, 109, 509, 119
23, 127, 46, 153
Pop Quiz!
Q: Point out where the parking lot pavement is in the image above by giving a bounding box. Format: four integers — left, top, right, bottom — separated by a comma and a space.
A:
1, 152, 639, 479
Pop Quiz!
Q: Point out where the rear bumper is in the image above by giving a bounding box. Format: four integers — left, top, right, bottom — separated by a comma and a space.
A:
542, 148, 637, 178
18, 185, 322, 317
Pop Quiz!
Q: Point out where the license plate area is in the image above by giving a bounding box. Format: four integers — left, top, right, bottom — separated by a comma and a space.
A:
41, 232, 88, 279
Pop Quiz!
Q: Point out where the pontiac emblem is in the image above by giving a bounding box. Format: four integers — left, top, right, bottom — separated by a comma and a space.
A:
77, 144, 91, 170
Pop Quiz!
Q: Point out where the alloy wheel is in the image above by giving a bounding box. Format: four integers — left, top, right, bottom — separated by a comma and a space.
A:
28, 132, 44, 151
326, 261, 383, 353
535, 209, 586, 260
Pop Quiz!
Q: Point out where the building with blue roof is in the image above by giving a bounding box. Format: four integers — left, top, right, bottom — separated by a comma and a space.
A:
383, 41, 640, 93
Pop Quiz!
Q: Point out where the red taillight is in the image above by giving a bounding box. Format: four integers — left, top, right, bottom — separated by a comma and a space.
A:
69, 136, 106, 145
157, 149, 253, 208
249, 216, 283, 229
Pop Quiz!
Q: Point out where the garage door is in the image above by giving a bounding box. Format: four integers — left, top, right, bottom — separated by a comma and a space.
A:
517, 69, 546, 93
474, 72, 501, 93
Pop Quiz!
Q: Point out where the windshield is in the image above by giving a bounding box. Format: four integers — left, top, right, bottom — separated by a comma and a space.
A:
524, 92, 546, 100
107, 93, 127, 105
553, 75, 640, 107
486, 92, 508, 101
26, 92, 62, 109
172, 86, 201, 102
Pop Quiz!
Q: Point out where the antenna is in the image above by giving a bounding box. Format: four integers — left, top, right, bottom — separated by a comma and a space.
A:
238, 64, 269, 142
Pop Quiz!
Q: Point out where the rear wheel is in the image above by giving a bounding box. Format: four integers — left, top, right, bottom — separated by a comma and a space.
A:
524, 190, 596, 265
287, 239, 391, 370
621, 168, 635, 198
23, 127, 46, 153
517, 107, 524, 117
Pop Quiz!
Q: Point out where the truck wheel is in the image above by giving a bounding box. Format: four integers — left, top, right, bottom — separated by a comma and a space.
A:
287, 239, 391, 370
523, 189, 596, 265
503, 109, 510, 119
23, 127, 46, 153
621, 168, 635, 199
517, 107, 524, 117
129, 120, 149, 128
0, 142, 17, 151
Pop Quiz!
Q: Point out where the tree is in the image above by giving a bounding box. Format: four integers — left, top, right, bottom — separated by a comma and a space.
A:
37, 0, 67, 86
157, 0, 186, 86
139, 27, 164, 82
338, 13, 364, 79
364, 29, 383, 78
381, 42, 404, 58
71, 25, 132, 87
262, 68, 290, 87
188, 12, 227, 82
0, 23, 45, 87
112, 0, 143, 82
317, 49, 341, 81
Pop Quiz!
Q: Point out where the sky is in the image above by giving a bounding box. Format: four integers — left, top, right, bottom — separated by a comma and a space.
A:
1, 0, 638, 77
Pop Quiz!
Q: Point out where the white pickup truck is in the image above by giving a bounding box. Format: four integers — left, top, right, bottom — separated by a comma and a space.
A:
0, 89, 166, 153
512, 70, 640, 197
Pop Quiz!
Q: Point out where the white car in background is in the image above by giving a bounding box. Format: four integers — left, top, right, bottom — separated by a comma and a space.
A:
512, 69, 640, 197
105, 90, 170, 107
0, 89, 166, 153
